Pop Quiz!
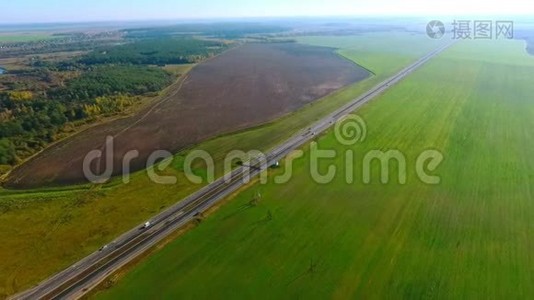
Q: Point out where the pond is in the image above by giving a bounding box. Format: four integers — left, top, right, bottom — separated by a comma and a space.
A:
0, 67, 5, 74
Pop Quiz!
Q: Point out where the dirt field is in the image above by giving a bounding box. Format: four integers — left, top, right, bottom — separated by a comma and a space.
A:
5, 42, 370, 188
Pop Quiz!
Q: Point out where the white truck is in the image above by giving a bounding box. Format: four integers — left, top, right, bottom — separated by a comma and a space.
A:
142, 221, 152, 229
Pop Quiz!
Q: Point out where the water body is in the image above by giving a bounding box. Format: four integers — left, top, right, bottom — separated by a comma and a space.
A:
0, 67, 5, 74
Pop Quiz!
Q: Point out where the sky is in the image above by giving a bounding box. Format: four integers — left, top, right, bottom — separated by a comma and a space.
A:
1, 0, 533, 24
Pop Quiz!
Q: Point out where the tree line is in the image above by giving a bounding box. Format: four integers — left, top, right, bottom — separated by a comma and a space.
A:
79, 38, 228, 65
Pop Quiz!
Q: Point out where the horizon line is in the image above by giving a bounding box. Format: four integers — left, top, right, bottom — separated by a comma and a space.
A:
1, 13, 534, 27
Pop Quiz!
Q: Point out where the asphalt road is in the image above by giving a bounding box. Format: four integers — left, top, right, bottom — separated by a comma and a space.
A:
12, 41, 454, 300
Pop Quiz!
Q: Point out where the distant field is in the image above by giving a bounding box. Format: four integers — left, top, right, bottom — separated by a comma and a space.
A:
0, 33, 442, 297
0, 50, 87, 71
94, 40, 534, 299
0, 33, 56, 43
298, 33, 434, 75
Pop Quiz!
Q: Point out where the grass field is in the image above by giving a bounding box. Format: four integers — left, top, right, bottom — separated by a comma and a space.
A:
162, 63, 196, 76
94, 39, 534, 299
0, 33, 56, 43
0, 32, 443, 297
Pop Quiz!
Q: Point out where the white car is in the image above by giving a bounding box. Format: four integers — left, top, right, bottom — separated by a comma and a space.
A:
142, 221, 151, 229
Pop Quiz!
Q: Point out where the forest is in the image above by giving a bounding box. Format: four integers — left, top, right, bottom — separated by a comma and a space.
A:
0, 35, 228, 170
79, 38, 227, 65
50, 66, 172, 101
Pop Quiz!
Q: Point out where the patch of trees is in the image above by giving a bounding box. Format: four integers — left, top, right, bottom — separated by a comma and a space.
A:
0, 38, 122, 59
79, 38, 227, 66
0, 94, 69, 165
0, 65, 172, 169
50, 65, 172, 102
0, 138, 17, 165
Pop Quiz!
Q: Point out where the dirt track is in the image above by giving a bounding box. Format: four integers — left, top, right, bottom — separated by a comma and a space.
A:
5, 43, 370, 188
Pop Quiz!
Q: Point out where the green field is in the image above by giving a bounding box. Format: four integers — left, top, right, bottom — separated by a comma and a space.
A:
0, 33, 443, 297
94, 39, 534, 299
0, 33, 56, 43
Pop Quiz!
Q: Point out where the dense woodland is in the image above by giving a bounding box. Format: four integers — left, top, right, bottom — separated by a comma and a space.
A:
79, 38, 227, 65
0, 36, 229, 170
50, 66, 172, 101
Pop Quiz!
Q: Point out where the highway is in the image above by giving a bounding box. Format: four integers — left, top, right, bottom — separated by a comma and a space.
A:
13, 41, 454, 300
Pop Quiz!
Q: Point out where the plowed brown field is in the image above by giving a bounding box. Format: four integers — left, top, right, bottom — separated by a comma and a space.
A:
6, 43, 370, 188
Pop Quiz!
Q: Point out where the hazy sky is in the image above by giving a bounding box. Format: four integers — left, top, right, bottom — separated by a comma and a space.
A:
2, 0, 532, 24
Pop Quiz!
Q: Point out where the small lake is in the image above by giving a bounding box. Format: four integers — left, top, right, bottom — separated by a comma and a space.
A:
0, 67, 5, 74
